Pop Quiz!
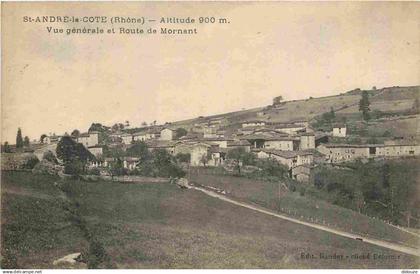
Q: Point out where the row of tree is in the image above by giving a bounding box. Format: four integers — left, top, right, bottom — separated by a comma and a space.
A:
312, 159, 419, 227
2, 128, 31, 152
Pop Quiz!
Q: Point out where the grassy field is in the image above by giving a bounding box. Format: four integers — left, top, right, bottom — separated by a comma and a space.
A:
188, 171, 420, 249
1, 171, 419, 268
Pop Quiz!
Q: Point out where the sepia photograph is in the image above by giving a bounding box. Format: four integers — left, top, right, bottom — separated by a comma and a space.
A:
1, 1, 419, 271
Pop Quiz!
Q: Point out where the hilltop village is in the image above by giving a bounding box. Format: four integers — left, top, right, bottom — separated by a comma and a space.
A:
2, 85, 420, 269
23, 86, 419, 183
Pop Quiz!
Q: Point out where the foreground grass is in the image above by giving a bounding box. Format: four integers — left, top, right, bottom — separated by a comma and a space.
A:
189, 172, 419, 248
1, 172, 87, 268
1, 171, 418, 268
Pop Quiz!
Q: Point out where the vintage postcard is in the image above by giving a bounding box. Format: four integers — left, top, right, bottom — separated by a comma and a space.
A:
1, 1, 419, 271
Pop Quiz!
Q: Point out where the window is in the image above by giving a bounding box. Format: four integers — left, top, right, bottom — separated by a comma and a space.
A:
369, 147, 376, 155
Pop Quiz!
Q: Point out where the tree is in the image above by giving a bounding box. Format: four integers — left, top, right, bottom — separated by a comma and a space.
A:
151, 149, 185, 178
16, 128, 23, 148
111, 123, 124, 132
412, 98, 420, 114
71, 129, 80, 138
109, 158, 127, 177
126, 141, 149, 162
40, 134, 47, 143
175, 153, 191, 164
141, 121, 148, 127
200, 153, 211, 167
359, 90, 371, 121
43, 150, 58, 164
273, 95, 283, 105
175, 128, 188, 139
354, 189, 365, 213
56, 136, 94, 175
2, 142, 11, 153
227, 147, 255, 175
329, 107, 335, 120
23, 136, 30, 147
89, 123, 107, 133
382, 162, 391, 188
105, 146, 125, 158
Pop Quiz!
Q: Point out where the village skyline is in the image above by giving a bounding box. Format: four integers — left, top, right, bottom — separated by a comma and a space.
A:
3, 83, 419, 145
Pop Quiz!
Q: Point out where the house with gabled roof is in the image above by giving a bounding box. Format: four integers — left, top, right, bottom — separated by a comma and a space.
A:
174, 141, 214, 166
77, 131, 99, 147
255, 149, 313, 169
160, 128, 174, 141
332, 123, 347, 137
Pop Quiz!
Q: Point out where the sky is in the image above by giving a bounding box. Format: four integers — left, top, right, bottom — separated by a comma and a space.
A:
2, 2, 419, 143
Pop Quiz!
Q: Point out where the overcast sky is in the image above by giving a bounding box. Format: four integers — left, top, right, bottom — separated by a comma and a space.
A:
2, 2, 419, 143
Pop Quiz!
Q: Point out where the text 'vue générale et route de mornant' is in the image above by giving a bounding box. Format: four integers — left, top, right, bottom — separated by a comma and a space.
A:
22, 16, 231, 35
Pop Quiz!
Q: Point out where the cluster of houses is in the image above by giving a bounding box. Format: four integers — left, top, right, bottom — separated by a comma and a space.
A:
41, 116, 420, 182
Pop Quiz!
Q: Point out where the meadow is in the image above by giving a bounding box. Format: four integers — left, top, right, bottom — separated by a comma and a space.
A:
188, 170, 419, 248
1, 171, 418, 268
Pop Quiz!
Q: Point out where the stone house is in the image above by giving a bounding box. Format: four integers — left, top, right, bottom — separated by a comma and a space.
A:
242, 133, 299, 151
102, 157, 139, 170
242, 120, 266, 128
203, 126, 218, 138
200, 137, 232, 148
332, 124, 347, 137
292, 165, 313, 182
160, 128, 174, 141
227, 140, 251, 152
209, 146, 227, 167
120, 133, 133, 144
299, 133, 316, 150
274, 124, 306, 135
77, 132, 99, 147
317, 144, 369, 163
132, 132, 148, 142
174, 141, 213, 166
146, 140, 177, 154
318, 142, 420, 163
264, 137, 298, 151
255, 149, 313, 169
375, 141, 420, 157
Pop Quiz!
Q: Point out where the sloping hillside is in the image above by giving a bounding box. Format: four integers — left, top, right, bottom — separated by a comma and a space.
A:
2, 171, 418, 268
170, 86, 419, 129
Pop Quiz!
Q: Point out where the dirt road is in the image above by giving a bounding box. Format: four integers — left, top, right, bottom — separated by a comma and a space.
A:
191, 185, 420, 257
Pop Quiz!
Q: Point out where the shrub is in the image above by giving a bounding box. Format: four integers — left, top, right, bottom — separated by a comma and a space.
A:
88, 168, 101, 176
175, 153, 191, 163
23, 156, 40, 170
382, 130, 392, 137
43, 150, 58, 163
87, 239, 107, 269
255, 158, 288, 178
64, 160, 85, 175
299, 185, 306, 196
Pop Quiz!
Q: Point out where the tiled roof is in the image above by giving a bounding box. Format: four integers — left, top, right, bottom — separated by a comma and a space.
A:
146, 140, 176, 148
258, 149, 313, 159
275, 124, 305, 129
78, 133, 90, 137
227, 140, 251, 146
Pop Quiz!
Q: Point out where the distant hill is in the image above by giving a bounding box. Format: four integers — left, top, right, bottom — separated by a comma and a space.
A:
169, 85, 419, 130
